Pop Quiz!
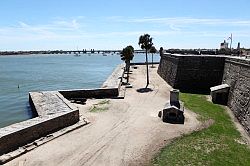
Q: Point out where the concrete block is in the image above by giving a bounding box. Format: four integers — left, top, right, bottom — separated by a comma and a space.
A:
210, 84, 230, 105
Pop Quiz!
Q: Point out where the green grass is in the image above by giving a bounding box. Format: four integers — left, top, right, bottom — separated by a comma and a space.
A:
89, 99, 110, 112
152, 93, 250, 166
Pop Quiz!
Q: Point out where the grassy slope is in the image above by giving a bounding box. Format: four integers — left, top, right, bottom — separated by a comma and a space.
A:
152, 94, 250, 166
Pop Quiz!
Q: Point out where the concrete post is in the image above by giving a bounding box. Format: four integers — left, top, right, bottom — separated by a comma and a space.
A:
160, 47, 163, 57
170, 89, 180, 109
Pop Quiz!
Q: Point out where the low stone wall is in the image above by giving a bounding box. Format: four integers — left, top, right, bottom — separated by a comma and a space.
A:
60, 64, 125, 100
158, 54, 225, 93
222, 58, 250, 135
0, 91, 79, 156
130, 62, 159, 65
59, 88, 119, 99
102, 64, 125, 89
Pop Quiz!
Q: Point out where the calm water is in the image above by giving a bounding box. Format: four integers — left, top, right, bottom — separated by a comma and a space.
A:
0, 53, 160, 128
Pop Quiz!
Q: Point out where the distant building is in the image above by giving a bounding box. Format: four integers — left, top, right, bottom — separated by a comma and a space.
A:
220, 40, 229, 49
237, 42, 240, 50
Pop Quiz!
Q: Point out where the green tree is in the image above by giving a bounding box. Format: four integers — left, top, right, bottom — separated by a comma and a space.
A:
138, 34, 153, 88
120, 45, 134, 84
149, 46, 157, 68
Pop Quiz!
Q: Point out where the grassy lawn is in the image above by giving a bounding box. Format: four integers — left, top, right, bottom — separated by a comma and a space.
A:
152, 93, 250, 166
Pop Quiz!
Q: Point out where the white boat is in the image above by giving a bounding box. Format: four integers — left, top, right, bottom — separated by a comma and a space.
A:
74, 53, 80, 56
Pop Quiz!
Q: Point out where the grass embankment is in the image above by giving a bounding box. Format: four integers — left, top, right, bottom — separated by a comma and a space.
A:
152, 93, 250, 166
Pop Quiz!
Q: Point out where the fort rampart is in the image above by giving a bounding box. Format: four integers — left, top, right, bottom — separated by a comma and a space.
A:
158, 54, 250, 135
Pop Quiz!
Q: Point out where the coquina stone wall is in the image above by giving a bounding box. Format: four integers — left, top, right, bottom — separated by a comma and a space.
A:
157, 53, 179, 87
158, 54, 250, 135
60, 64, 125, 100
222, 58, 250, 134
158, 54, 225, 93
0, 64, 125, 158
0, 91, 79, 156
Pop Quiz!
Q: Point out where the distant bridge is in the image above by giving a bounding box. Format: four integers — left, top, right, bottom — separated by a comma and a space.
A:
0, 49, 148, 56
48, 49, 146, 54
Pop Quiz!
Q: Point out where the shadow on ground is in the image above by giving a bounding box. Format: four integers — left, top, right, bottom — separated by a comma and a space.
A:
136, 88, 153, 93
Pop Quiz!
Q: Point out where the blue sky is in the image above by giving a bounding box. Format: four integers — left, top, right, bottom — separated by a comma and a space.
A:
0, 0, 250, 51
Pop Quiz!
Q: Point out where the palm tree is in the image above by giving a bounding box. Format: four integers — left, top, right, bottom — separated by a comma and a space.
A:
138, 34, 153, 88
149, 46, 157, 68
120, 45, 134, 84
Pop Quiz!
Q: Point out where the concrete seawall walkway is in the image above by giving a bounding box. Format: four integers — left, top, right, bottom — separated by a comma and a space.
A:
5, 65, 200, 166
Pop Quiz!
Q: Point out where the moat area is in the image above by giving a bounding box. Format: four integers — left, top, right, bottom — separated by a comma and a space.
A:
0, 53, 160, 128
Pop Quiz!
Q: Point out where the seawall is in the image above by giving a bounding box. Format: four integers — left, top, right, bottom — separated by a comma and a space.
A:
60, 64, 125, 100
0, 64, 125, 159
158, 54, 250, 135
0, 91, 79, 156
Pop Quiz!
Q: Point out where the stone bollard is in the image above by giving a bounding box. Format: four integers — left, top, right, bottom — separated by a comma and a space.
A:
158, 89, 185, 124
170, 89, 180, 109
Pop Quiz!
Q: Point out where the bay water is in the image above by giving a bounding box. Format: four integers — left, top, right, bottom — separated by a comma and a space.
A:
0, 53, 160, 128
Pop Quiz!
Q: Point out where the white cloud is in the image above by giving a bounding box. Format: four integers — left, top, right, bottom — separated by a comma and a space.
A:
52, 19, 80, 30
169, 24, 181, 31
0, 17, 86, 42
1, 16, 250, 50
125, 17, 250, 27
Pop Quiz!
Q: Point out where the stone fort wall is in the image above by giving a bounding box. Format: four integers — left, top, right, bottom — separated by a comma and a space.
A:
158, 54, 225, 93
222, 58, 250, 134
158, 54, 250, 135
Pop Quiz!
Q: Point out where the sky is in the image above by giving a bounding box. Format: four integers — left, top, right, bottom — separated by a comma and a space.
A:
0, 0, 250, 51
